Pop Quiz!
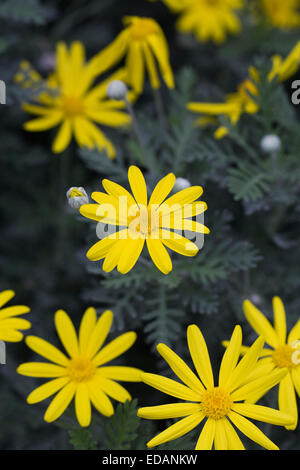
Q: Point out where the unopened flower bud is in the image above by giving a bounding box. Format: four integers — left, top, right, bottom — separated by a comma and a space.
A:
66, 187, 89, 210
107, 80, 128, 101
260, 134, 281, 154
174, 177, 191, 191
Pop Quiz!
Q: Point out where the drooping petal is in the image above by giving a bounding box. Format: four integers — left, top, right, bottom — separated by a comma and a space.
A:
75, 383, 92, 427
117, 238, 145, 274
27, 377, 70, 404
146, 238, 173, 274
228, 411, 279, 450
195, 418, 215, 450
146, 412, 204, 448
231, 403, 294, 427
279, 372, 298, 430
214, 419, 228, 450
44, 382, 76, 423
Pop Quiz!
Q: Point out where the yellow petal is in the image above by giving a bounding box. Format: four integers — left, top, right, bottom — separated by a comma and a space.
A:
25, 336, 69, 366
86, 378, 114, 417
157, 343, 204, 394
219, 325, 242, 388
187, 325, 214, 389
0, 305, 30, 319
128, 166, 148, 207
146, 238, 172, 274
52, 119, 72, 154
75, 383, 91, 427
138, 403, 202, 420
0, 290, 15, 308
231, 367, 287, 402
117, 238, 145, 274
279, 372, 298, 430
99, 366, 142, 382
195, 418, 215, 450
55, 310, 79, 358
79, 307, 97, 355
228, 411, 279, 450
288, 319, 300, 345
243, 300, 279, 348
17, 362, 67, 378
231, 403, 294, 427
222, 418, 245, 450
141, 372, 201, 402
214, 419, 228, 450
146, 412, 204, 448
84, 310, 113, 358
44, 382, 76, 423
272, 297, 287, 345
96, 375, 131, 403
93, 331, 137, 366
27, 377, 70, 404
149, 173, 176, 207
226, 336, 264, 393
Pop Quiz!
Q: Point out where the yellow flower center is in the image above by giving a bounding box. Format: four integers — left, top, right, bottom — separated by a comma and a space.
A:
272, 344, 298, 369
62, 96, 84, 117
129, 19, 158, 40
200, 387, 232, 420
69, 188, 84, 198
128, 206, 160, 239
67, 357, 96, 382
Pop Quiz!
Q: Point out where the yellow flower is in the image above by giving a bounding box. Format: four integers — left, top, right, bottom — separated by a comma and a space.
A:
160, 0, 243, 44
0, 290, 31, 342
138, 325, 293, 450
231, 297, 300, 431
188, 41, 300, 138
260, 0, 300, 30
79, 165, 210, 275
91, 16, 174, 94
22, 41, 131, 158
17, 308, 141, 427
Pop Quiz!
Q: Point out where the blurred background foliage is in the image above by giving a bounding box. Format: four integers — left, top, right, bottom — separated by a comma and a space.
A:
0, 0, 300, 450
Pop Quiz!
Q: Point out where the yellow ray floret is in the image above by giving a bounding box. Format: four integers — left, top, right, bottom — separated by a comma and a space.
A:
21, 41, 132, 157
223, 296, 300, 430
0, 290, 31, 342
17, 308, 141, 427
188, 41, 300, 138
159, 0, 243, 44
90, 16, 174, 94
79, 165, 210, 275
260, 0, 300, 30
138, 324, 294, 450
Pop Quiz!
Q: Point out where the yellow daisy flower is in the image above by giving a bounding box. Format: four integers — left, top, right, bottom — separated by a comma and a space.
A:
0, 290, 31, 342
188, 41, 300, 138
79, 165, 210, 275
22, 41, 131, 158
138, 324, 293, 450
17, 308, 141, 427
91, 16, 174, 94
232, 297, 300, 431
260, 0, 300, 30
160, 0, 243, 44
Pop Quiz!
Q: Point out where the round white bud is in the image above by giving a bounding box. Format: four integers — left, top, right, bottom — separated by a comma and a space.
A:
66, 187, 89, 210
107, 80, 128, 101
173, 177, 191, 191
260, 134, 281, 153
